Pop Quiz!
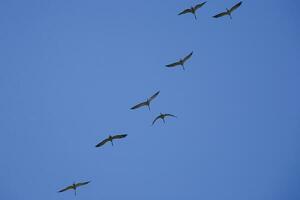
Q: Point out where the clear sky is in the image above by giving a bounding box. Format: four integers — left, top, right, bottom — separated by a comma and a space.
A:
0, 0, 299, 199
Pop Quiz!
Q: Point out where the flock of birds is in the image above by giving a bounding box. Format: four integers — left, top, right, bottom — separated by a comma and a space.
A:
57, 1, 243, 196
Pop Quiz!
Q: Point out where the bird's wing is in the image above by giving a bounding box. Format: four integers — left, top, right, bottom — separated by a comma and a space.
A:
152, 115, 161, 125
112, 134, 127, 140
194, 1, 207, 11
166, 61, 181, 67
76, 181, 90, 187
95, 138, 110, 147
58, 185, 73, 193
213, 11, 228, 18
178, 8, 192, 15
165, 114, 177, 118
229, 1, 242, 13
131, 101, 148, 110
149, 91, 160, 102
183, 52, 193, 63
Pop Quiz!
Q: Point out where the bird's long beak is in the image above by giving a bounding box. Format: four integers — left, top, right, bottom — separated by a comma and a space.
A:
194, 13, 197, 20
111, 140, 114, 146
74, 189, 76, 196
182, 64, 185, 70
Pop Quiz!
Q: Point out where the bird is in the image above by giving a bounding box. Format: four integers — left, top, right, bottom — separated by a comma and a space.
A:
131, 91, 160, 111
58, 181, 90, 196
213, 1, 242, 19
166, 52, 193, 70
95, 134, 127, 147
152, 113, 177, 125
178, 2, 207, 20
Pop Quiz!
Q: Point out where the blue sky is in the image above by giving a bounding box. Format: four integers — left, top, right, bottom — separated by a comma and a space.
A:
0, 0, 300, 199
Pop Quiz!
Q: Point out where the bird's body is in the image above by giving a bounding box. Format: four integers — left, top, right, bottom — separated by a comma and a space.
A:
166, 52, 193, 70
178, 2, 207, 20
58, 181, 90, 196
95, 134, 127, 147
213, 1, 242, 19
131, 91, 160, 111
152, 113, 177, 125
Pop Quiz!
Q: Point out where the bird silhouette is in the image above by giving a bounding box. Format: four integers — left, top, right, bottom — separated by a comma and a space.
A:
213, 1, 242, 19
58, 181, 90, 196
152, 113, 177, 125
178, 2, 207, 20
166, 52, 193, 70
95, 134, 127, 147
131, 91, 160, 111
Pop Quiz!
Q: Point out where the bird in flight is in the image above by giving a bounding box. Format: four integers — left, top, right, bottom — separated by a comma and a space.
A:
131, 91, 160, 111
152, 113, 177, 125
58, 181, 90, 196
178, 2, 207, 20
213, 1, 242, 19
166, 52, 193, 70
95, 134, 127, 147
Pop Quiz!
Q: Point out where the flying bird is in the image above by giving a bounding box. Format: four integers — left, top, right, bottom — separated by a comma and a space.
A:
152, 113, 177, 125
95, 134, 127, 147
178, 2, 207, 20
58, 181, 90, 196
131, 91, 160, 111
166, 52, 193, 70
213, 1, 242, 19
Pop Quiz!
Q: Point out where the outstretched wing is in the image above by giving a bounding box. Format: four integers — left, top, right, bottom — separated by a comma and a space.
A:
152, 115, 162, 125
230, 1, 242, 13
58, 185, 73, 193
183, 52, 193, 63
194, 1, 207, 11
213, 11, 228, 18
95, 137, 110, 147
165, 114, 177, 118
149, 91, 160, 102
112, 134, 127, 140
76, 181, 90, 188
166, 61, 181, 67
178, 8, 192, 15
131, 101, 148, 110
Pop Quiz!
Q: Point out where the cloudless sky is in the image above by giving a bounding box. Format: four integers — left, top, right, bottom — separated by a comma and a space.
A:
0, 0, 300, 199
